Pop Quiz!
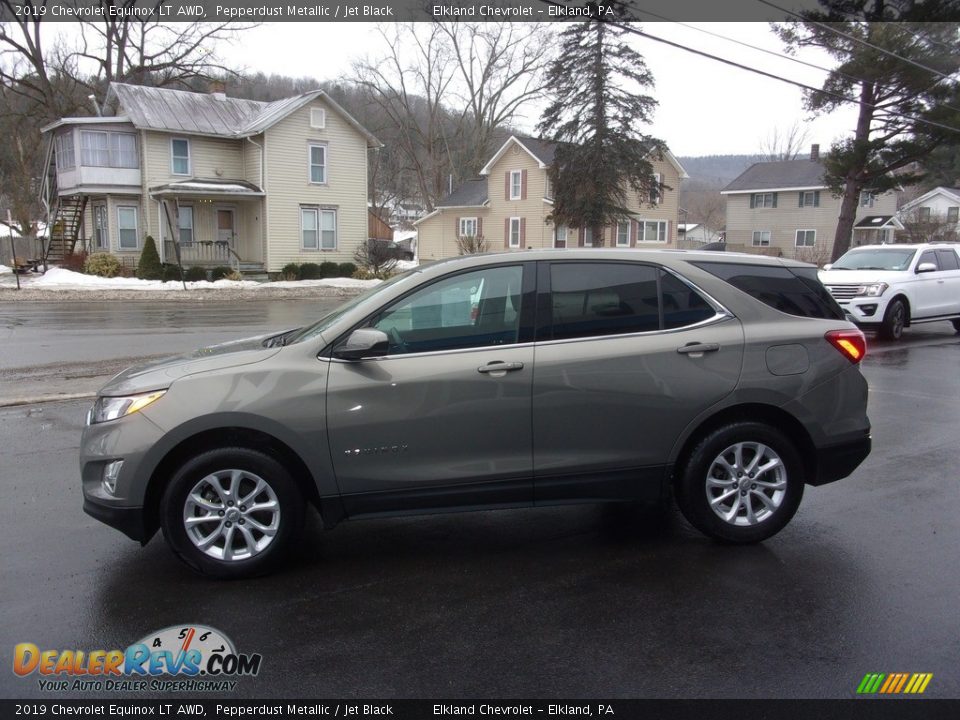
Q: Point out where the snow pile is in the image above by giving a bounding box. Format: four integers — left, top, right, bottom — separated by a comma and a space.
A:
394, 260, 420, 271
0, 264, 11, 275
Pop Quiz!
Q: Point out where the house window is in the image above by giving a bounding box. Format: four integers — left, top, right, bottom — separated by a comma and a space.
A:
459, 217, 478, 238
800, 191, 819, 207
510, 170, 522, 200
308, 143, 327, 184
752, 230, 771, 247
92, 204, 108, 250
859, 191, 875, 207
795, 229, 816, 247
637, 220, 667, 243
918, 207, 931, 222
117, 206, 139, 250
79, 131, 137, 168
649, 173, 662, 204
178, 206, 194, 246
751, 192, 777, 209
948, 207, 959, 223
509, 217, 521, 248
80, 131, 110, 167
616, 221, 631, 247
554, 225, 567, 248
111, 133, 138, 168
302, 207, 336, 249
171, 138, 190, 175
56, 133, 75, 170
310, 108, 326, 129
583, 228, 594, 247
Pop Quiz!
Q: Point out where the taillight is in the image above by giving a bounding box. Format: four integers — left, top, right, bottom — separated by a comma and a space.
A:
825, 329, 866, 363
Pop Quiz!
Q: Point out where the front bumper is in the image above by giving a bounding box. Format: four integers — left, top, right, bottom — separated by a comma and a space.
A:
810, 433, 872, 486
834, 298, 888, 327
83, 497, 149, 543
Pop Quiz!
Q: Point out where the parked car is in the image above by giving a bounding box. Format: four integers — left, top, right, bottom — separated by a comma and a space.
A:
819, 243, 960, 340
81, 250, 871, 577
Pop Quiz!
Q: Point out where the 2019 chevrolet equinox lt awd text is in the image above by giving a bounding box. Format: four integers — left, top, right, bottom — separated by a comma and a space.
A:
81, 250, 871, 578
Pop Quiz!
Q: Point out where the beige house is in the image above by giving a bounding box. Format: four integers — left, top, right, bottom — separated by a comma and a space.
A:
415, 135, 688, 261
40, 82, 380, 274
722, 145, 899, 260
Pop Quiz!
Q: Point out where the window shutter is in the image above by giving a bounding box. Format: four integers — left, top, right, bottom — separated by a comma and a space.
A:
814, 191, 820, 207
521, 170, 527, 200
455, 216, 461, 237
477, 217, 483, 237
799, 192, 804, 208
631, 220, 639, 247
504, 218, 510, 248
520, 218, 526, 248
667, 220, 673, 243
578, 227, 585, 247
505, 172, 510, 200
750, 194, 756, 209
772, 192, 778, 208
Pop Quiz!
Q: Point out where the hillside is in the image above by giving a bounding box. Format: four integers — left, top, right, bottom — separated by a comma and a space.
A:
679, 154, 764, 189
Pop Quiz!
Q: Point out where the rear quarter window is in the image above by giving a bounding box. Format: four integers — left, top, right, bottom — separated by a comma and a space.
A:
692, 261, 844, 321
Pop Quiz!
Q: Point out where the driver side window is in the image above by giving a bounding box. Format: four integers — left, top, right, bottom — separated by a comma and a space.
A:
371, 266, 523, 355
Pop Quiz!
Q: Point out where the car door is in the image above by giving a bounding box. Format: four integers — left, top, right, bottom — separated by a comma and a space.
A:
326, 262, 536, 515
531, 261, 744, 504
935, 248, 960, 316
911, 249, 946, 318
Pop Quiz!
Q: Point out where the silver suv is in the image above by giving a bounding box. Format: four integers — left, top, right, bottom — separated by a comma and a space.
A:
81, 250, 871, 578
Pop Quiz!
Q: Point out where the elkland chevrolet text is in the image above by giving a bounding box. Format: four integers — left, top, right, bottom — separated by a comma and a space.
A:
81, 250, 871, 577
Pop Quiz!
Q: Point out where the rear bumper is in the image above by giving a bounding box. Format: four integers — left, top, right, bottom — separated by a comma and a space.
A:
810, 433, 872, 486
83, 497, 148, 543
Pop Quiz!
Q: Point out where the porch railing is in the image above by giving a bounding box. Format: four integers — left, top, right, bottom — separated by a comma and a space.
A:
164, 240, 235, 266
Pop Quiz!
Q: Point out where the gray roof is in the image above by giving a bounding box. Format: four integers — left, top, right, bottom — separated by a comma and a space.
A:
515, 135, 559, 166
722, 159, 827, 193
437, 179, 489, 207
854, 215, 897, 228
105, 83, 379, 146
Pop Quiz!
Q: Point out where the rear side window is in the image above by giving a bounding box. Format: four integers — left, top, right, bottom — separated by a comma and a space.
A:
661, 271, 716, 329
936, 249, 959, 271
693, 261, 844, 320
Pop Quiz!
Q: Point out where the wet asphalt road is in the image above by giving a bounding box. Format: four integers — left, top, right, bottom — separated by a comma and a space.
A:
0, 316, 959, 700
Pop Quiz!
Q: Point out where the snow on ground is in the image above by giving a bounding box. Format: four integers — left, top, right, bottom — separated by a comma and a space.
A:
12, 267, 382, 292
394, 260, 420, 271
0, 264, 11, 275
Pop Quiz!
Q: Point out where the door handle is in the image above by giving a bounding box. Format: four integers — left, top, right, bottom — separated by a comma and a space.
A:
477, 361, 524, 374
677, 343, 720, 356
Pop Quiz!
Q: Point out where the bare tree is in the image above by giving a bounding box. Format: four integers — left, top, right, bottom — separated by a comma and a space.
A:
354, 240, 399, 278
685, 190, 725, 241
455, 233, 488, 256
760, 121, 812, 162
899, 207, 959, 243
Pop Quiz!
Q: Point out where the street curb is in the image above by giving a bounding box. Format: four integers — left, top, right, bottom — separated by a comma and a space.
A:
0, 393, 96, 408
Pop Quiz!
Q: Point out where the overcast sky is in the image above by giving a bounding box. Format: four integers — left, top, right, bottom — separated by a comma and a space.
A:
214, 21, 860, 158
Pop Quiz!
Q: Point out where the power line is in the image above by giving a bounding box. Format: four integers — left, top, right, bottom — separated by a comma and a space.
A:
755, 0, 957, 81
535, 1, 960, 136
619, 2, 960, 117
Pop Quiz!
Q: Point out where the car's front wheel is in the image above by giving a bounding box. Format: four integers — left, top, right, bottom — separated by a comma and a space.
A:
952, 318, 960, 334
161, 447, 305, 578
675, 422, 804, 544
878, 298, 907, 340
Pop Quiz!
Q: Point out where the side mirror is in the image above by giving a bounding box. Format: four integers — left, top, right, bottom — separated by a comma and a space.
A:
822, 263, 833, 271
332, 328, 389, 361
916, 262, 937, 274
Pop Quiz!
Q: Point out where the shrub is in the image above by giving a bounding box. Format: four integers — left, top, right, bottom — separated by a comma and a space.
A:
320, 261, 339, 278
136, 236, 163, 280
299, 262, 322, 280
184, 266, 208, 282
210, 266, 233, 281
223, 270, 244, 282
60, 251, 88, 273
160, 264, 182, 283
84, 253, 123, 278
351, 268, 384, 280
280, 262, 300, 281
337, 262, 357, 277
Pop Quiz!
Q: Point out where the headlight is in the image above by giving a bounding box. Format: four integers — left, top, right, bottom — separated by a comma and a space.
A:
89, 390, 166, 424
855, 283, 888, 297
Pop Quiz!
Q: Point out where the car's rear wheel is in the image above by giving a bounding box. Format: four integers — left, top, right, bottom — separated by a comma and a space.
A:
675, 422, 804, 544
878, 299, 907, 340
952, 318, 960, 333
161, 447, 304, 578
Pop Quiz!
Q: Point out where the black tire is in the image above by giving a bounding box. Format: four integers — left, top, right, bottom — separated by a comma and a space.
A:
161, 447, 305, 579
878, 298, 907, 341
675, 422, 804, 544
952, 319, 960, 334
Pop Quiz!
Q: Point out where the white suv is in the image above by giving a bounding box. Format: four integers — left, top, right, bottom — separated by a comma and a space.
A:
819, 243, 960, 340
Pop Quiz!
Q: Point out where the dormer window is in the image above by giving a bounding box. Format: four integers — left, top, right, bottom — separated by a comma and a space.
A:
171, 138, 191, 175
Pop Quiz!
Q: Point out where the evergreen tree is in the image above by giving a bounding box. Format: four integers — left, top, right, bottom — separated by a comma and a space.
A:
136, 235, 162, 280
537, 5, 663, 243
775, 5, 960, 260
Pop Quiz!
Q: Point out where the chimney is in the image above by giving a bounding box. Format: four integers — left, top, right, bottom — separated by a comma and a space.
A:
810, 144, 820, 162
209, 80, 227, 101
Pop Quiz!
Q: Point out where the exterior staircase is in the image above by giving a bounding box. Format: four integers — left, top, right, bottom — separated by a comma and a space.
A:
45, 195, 87, 264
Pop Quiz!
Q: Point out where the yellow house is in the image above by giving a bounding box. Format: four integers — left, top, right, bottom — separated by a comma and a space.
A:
40, 82, 380, 274
415, 135, 688, 261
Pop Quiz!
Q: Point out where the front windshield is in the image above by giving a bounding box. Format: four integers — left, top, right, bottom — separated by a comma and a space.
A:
831, 248, 916, 271
287, 269, 419, 345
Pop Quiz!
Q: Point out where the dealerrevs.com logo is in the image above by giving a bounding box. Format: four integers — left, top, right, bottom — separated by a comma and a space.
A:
13, 625, 261, 693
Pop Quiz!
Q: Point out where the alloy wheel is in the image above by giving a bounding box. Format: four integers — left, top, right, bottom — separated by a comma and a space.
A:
705, 442, 787, 527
